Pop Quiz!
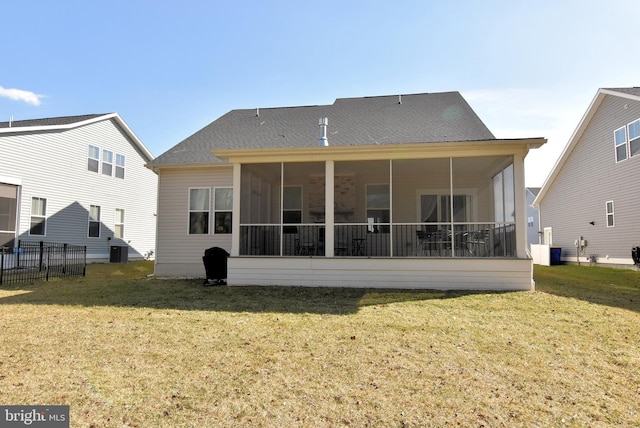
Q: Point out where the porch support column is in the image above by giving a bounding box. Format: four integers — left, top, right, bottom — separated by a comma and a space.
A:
325, 160, 335, 257
513, 152, 527, 259
231, 162, 241, 257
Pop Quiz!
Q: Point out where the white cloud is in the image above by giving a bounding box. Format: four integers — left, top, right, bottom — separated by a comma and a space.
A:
0, 86, 44, 106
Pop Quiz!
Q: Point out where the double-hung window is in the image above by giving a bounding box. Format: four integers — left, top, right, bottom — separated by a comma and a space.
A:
366, 184, 390, 233
189, 188, 210, 234
115, 208, 125, 238
88, 145, 100, 172
614, 126, 627, 162
606, 201, 615, 227
30, 197, 47, 236
89, 205, 101, 237
628, 119, 640, 158
115, 154, 125, 179
102, 149, 114, 176
213, 188, 233, 234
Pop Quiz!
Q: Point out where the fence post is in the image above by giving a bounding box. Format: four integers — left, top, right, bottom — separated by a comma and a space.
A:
39, 241, 44, 272
63, 243, 67, 275
83, 246, 87, 277
0, 249, 4, 285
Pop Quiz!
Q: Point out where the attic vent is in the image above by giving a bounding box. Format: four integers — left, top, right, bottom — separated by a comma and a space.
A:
318, 118, 328, 147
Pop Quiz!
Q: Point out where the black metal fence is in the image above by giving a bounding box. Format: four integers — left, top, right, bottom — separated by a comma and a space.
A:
0, 241, 86, 285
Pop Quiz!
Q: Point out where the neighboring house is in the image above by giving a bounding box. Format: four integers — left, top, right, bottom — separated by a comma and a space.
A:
0, 113, 157, 262
533, 88, 640, 268
147, 92, 546, 290
526, 187, 540, 250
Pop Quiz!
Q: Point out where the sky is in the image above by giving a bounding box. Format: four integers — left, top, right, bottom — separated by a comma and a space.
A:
2, 0, 639, 187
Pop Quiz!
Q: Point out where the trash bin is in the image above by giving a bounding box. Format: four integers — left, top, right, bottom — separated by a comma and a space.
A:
202, 247, 230, 285
550, 246, 562, 265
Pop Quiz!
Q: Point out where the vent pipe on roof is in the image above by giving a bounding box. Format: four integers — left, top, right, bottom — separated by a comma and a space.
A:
9, 116, 13, 127
256, 107, 260, 117
318, 117, 329, 146
398, 94, 402, 104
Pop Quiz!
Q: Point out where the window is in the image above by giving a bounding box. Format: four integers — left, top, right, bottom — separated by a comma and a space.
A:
102, 149, 114, 176
88, 205, 101, 237
30, 197, 47, 236
114, 208, 125, 238
493, 163, 515, 222
115, 154, 125, 179
213, 188, 233, 234
614, 126, 627, 162
283, 186, 302, 224
628, 119, 640, 158
606, 201, 614, 227
88, 145, 100, 172
366, 184, 390, 233
189, 188, 210, 234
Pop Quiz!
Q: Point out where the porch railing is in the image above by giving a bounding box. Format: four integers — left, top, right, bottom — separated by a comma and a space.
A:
0, 241, 87, 285
239, 223, 516, 258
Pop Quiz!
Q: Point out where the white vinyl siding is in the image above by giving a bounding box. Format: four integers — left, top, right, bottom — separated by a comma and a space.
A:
1, 117, 156, 261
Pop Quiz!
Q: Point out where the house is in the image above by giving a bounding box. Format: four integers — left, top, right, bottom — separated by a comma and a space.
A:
526, 187, 541, 250
533, 88, 640, 268
147, 92, 546, 290
0, 113, 157, 262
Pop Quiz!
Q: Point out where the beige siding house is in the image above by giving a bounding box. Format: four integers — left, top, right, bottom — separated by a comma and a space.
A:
0, 113, 157, 262
148, 92, 546, 289
533, 88, 640, 268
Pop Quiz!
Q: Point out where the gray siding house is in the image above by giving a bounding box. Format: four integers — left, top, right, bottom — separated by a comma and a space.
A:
533, 88, 640, 268
526, 187, 540, 250
0, 113, 157, 262
148, 91, 546, 290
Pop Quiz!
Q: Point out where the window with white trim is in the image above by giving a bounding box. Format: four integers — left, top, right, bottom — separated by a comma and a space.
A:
30, 197, 47, 236
213, 188, 233, 234
628, 119, 640, 158
115, 154, 125, 179
606, 201, 614, 227
88, 145, 100, 172
366, 184, 390, 233
102, 149, 114, 176
88, 205, 101, 237
189, 188, 210, 234
614, 126, 627, 162
115, 208, 125, 238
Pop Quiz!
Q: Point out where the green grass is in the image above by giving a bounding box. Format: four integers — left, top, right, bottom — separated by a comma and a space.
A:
1, 261, 639, 427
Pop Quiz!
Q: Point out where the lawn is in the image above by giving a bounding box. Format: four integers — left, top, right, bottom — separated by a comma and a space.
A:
0, 261, 638, 427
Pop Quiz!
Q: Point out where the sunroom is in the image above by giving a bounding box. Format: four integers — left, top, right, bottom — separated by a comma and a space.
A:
217, 139, 543, 290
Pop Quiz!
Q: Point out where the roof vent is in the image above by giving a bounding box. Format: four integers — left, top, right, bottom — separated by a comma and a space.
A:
318, 118, 329, 146
9, 116, 13, 127
398, 94, 402, 104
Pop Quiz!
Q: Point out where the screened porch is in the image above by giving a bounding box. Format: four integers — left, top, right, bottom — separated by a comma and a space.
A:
238, 156, 517, 258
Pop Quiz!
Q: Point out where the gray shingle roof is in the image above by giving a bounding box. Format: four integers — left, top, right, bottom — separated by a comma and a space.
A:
604, 87, 640, 97
0, 114, 107, 129
150, 91, 496, 166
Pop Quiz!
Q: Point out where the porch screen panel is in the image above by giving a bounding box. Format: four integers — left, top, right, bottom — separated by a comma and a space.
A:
283, 162, 325, 256
391, 158, 450, 256
334, 160, 390, 256
240, 163, 281, 255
